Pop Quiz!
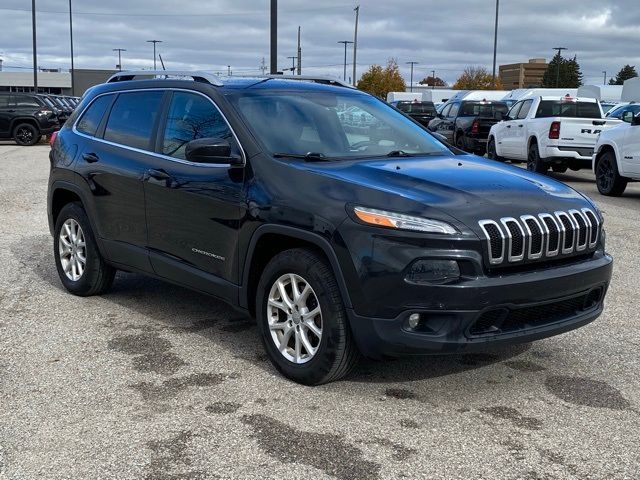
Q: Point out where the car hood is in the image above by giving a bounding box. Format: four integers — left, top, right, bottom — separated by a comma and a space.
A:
298, 154, 589, 226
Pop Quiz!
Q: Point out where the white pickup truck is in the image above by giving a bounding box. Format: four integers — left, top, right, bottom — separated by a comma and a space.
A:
487, 96, 621, 173
593, 111, 640, 196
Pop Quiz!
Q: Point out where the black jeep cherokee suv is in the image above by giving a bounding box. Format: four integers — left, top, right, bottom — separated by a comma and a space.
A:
47, 71, 613, 385
0, 92, 59, 145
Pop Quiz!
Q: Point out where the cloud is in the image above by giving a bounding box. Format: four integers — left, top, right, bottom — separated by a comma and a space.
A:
0, 0, 638, 86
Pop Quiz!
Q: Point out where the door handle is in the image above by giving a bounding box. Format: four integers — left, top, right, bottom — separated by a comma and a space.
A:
506, 125, 511, 128
518, 124, 524, 128
82, 152, 99, 163
146, 168, 171, 180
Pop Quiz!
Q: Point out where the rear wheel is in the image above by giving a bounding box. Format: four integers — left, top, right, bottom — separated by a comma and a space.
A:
13, 123, 39, 146
54, 202, 116, 296
455, 133, 466, 151
486, 137, 504, 161
256, 248, 359, 385
527, 142, 547, 174
596, 151, 627, 196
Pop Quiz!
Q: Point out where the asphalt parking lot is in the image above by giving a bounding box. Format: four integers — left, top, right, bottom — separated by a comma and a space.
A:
0, 142, 638, 480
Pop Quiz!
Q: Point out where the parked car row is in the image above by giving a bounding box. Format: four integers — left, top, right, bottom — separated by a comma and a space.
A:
0, 92, 80, 145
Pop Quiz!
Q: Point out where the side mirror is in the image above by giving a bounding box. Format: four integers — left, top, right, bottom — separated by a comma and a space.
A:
630, 113, 640, 126
184, 138, 243, 165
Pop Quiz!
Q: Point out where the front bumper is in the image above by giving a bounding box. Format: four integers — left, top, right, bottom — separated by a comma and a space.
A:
346, 252, 613, 358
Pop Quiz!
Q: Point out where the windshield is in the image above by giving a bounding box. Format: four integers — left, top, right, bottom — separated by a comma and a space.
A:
535, 100, 602, 119
460, 102, 508, 117
396, 102, 436, 114
229, 90, 451, 159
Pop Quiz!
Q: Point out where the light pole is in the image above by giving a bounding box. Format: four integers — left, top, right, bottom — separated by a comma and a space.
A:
352, 5, 360, 86
31, 0, 37, 92
287, 56, 296, 73
68, 0, 75, 95
338, 40, 353, 81
431, 69, 436, 89
147, 40, 162, 70
270, 0, 277, 74
113, 49, 126, 71
406, 61, 418, 92
491, 0, 499, 88
602, 70, 607, 85
552, 47, 567, 87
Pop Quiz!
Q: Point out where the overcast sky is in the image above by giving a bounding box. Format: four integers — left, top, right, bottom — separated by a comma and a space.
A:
1, 0, 639, 86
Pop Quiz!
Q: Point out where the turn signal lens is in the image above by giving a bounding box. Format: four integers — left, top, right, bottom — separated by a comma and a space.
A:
353, 206, 457, 234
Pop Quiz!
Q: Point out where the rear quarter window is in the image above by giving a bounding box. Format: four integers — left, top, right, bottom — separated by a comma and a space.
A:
76, 95, 113, 136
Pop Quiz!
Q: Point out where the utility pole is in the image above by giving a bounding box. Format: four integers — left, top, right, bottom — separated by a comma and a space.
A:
297, 26, 301, 75
431, 69, 436, 89
270, 0, 277, 74
113, 49, 126, 71
287, 56, 296, 73
227, 65, 231, 76
552, 47, 567, 87
31, 0, 37, 92
602, 70, 607, 85
491, 0, 499, 88
406, 61, 418, 92
352, 5, 359, 86
338, 40, 353, 81
68, 0, 75, 95
147, 40, 162, 70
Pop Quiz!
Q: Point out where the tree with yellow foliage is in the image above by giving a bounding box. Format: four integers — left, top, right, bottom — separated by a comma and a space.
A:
357, 58, 406, 98
453, 66, 504, 90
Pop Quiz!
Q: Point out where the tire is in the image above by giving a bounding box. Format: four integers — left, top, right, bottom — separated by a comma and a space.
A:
455, 133, 466, 151
486, 137, 505, 161
54, 202, 116, 296
13, 123, 39, 146
256, 248, 359, 385
596, 151, 628, 196
527, 142, 547, 174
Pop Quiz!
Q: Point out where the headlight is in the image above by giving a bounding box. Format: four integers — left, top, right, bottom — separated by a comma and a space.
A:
353, 206, 457, 234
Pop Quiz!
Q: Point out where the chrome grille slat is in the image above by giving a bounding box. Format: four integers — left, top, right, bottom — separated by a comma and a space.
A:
478, 208, 599, 267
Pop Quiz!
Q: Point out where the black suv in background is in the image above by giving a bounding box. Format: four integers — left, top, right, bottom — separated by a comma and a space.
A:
428, 100, 508, 155
393, 100, 437, 127
0, 92, 59, 145
48, 71, 612, 385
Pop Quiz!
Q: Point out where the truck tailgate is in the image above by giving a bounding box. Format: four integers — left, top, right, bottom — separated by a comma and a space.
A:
555, 118, 622, 145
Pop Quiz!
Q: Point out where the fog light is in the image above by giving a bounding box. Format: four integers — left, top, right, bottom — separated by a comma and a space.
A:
405, 259, 460, 284
408, 313, 421, 329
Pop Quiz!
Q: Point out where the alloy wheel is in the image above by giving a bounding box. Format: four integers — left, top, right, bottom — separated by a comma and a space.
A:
596, 157, 613, 192
267, 273, 322, 364
58, 218, 87, 281
16, 127, 34, 144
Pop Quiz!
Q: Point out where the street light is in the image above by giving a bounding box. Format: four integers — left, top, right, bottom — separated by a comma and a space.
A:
146, 40, 162, 70
287, 55, 297, 72
491, 0, 499, 88
337, 40, 353, 81
552, 47, 567, 87
113, 49, 126, 71
431, 69, 436, 90
406, 61, 418, 92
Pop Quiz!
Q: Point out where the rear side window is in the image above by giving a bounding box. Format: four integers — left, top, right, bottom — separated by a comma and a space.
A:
77, 95, 112, 136
162, 92, 233, 160
535, 100, 602, 119
608, 104, 640, 119
517, 100, 533, 119
104, 91, 164, 150
13, 95, 41, 107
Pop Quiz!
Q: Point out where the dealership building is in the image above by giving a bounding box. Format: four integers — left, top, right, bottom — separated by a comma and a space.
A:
0, 69, 117, 96
499, 58, 549, 89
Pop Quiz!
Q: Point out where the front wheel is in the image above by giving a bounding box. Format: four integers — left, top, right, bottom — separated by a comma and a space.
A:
256, 248, 359, 385
596, 151, 628, 196
54, 202, 116, 296
527, 143, 547, 174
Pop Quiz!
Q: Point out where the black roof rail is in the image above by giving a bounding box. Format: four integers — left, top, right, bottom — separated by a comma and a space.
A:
106, 70, 223, 86
262, 75, 355, 88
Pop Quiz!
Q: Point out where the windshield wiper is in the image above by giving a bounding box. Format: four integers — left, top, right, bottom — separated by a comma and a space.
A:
273, 152, 330, 162
385, 151, 442, 157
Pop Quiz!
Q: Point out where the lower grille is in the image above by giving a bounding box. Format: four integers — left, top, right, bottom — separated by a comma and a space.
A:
468, 287, 604, 336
